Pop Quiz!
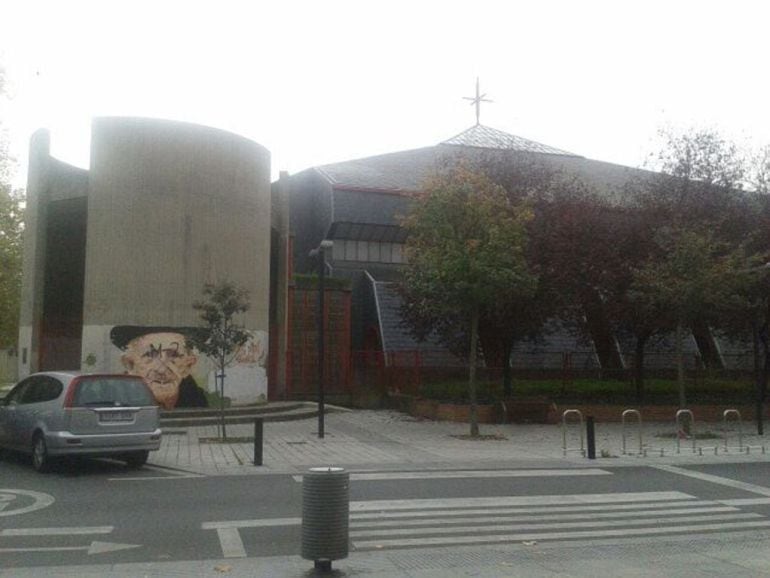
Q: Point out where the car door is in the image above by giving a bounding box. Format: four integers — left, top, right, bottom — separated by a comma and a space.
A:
0, 378, 34, 450
13, 376, 64, 451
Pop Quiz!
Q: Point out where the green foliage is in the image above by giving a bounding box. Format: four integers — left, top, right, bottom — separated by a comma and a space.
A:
0, 186, 22, 348
419, 377, 752, 403
651, 127, 745, 190
0, 66, 23, 348
190, 281, 250, 439
631, 227, 739, 327
293, 273, 350, 291
401, 164, 538, 435
191, 281, 251, 366
402, 165, 537, 318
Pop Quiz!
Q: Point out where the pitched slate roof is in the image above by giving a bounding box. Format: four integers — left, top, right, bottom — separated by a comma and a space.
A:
311, 125, 655, 205
441, 124, 577, 156
371, 280, 444, 352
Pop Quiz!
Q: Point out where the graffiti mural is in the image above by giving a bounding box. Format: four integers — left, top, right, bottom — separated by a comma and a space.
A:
109, 326, 208, 410
209, 330, 269, 404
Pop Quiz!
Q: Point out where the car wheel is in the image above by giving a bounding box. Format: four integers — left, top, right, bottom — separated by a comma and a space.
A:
124, 450, 149, 469
32, 434, 51, 473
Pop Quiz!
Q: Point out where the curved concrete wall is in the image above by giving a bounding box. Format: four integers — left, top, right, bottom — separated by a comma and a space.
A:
77, 118, 272, 405
82, 117, 270, 328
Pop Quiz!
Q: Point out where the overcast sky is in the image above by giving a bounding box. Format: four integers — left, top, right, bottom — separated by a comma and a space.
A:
1, 0, 768, 187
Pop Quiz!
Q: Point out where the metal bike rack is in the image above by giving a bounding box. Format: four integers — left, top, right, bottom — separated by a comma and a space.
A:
722, 409, 743, 453
675, 409, 697, 454
562, 409, 585, 457
621, 409, 644, 455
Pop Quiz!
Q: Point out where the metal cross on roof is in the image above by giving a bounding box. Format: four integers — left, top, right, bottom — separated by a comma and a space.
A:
463, 78, 493, 126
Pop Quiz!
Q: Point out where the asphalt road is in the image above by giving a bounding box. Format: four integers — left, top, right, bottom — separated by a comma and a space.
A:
3, 453, 770, 570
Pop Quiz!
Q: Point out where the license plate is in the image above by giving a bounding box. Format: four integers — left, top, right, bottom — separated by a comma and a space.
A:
99, 411, 134, 423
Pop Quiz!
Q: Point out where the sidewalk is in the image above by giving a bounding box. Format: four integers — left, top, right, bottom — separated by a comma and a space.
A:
149, 407, 770, 476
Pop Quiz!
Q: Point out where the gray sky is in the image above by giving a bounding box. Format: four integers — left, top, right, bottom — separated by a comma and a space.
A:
1, 0, 769, 187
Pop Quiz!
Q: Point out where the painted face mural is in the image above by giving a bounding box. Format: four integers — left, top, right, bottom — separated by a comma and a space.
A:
110, 326, 209, 410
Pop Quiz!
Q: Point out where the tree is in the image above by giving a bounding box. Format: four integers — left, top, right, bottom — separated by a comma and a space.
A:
191, 281, 250, 439
401, 164, 537, 436
0, 64, 24, 348
0, 186, 23, 347
535, 189, 668, 400
749, 145, 770, 196
404, 150, 570, 397
630, 227, 742, 407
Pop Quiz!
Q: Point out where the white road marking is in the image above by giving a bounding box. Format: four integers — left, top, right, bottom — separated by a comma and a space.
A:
350, 506, 740, 528
109, 465, 204, 481
721, 498, 770, 506
350, 499, 721, 520
215, 528, 246, 558
350, 491, 695, 512
352, 520, 770, 550
350, 512, 761, 538
0, 541, 140, 555
0, 489, 55, 517
203, 518, 301, 558
202, 518, 302, 530
291, 469, 612, 483
652, 464, 770, 496
1, 526, 113, 536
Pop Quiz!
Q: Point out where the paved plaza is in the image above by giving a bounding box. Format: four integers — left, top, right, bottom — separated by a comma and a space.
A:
150, 407, 770, 476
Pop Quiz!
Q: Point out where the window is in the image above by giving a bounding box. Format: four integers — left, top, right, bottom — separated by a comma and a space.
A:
391, 244, 403, 264
332, 242, 344, 261
344, 240, 357, 260
4, 378, 33, 405
356, 241, 368, 261
73, 377, 155, 407
380, 243, 392, 262
331, 240, 406, 264
19, 376, 63, 404
368, 242, 381, 262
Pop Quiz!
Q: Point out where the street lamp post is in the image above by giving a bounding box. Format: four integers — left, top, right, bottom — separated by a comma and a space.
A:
309, 240, 333, 439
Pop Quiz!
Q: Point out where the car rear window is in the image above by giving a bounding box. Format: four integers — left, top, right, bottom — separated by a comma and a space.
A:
71, 377, 156, 407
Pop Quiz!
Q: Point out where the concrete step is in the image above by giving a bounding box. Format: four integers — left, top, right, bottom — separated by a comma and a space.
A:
160, 402, 343, 428
160, 402, 305, 420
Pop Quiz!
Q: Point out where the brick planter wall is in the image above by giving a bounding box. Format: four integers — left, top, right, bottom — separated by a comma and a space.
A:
388, 394, 761, 425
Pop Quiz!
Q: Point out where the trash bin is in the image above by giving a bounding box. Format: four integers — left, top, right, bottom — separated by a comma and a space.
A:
301, 466, 349, 571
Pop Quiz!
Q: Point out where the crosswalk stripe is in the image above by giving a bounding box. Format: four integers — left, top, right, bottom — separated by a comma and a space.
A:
291, 468, 612, 483
352, 520, 770, 550
355, 469, 611, 481
721, 498, 770, 506
350, 506, 740, 528
350, 512, 762, 538
350, 499, 723, 520
350, 491, 695, 512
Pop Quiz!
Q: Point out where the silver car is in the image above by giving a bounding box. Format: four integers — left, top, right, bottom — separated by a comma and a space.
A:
0, 372, 162, 472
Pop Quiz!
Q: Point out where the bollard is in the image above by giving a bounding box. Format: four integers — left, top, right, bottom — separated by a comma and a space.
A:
586, 416, 596, 460
253, 417, 263, 466
302, 467, 349, 572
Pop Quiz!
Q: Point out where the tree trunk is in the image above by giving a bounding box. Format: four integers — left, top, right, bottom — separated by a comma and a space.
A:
220, 356, 227, 440
753, 320, 764, 436
502, 341, 513, 398
676, 321, 686, 408
468, 308, 480, 437
634, 334, 648, 403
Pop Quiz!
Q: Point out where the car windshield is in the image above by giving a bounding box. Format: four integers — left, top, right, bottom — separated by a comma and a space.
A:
71, 377, 155, 407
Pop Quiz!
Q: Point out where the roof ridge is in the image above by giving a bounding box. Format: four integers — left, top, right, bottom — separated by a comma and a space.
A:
441, 124, 579, 157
